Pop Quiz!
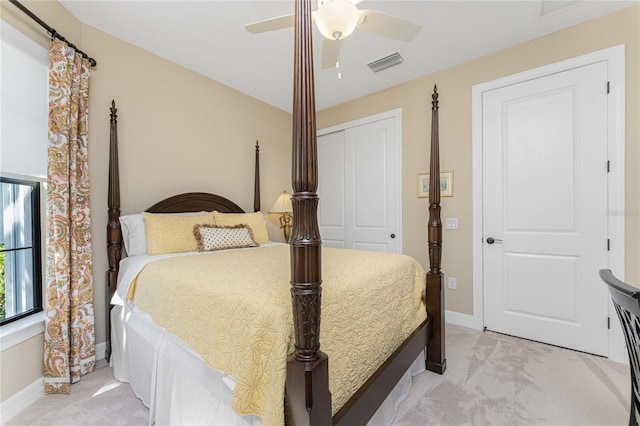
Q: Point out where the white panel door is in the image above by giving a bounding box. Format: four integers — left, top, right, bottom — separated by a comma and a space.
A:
347, 118, 400, 252
318, 130, 347, 248
483, 62, 609, 355
318, 116, 400, 253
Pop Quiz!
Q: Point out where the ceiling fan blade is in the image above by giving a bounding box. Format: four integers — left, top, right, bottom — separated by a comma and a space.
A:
321, 38, 340, 70
357, 9, 421, 42
244, 14, 294, 34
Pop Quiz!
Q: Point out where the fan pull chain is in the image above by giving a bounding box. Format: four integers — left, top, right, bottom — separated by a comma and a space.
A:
336, 39, 342, 80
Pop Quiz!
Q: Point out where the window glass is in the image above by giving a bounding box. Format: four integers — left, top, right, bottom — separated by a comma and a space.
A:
1, 177, 42, 325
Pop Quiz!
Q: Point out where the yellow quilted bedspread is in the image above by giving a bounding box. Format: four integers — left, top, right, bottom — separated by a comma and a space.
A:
129, 244, 426, 426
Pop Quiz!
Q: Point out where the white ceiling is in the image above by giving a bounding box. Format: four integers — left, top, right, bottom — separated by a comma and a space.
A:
59, 0, 637, 113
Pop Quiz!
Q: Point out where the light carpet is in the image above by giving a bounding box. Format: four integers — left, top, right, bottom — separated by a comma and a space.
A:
6, 324, 630, 425
394, 324, 630, 425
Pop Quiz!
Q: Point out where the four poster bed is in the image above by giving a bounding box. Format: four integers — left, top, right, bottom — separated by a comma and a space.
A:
105, 1, 446, 424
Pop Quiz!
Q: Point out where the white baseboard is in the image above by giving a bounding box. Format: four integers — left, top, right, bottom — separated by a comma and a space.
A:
0, 377, 43, 424
445, 310, 480, 330
96, 341, 106, 361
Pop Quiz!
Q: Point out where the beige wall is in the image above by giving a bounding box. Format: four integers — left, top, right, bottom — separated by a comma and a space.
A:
0, 334, 44, 401
0, 0, 292, 403
318, 5, 640, 315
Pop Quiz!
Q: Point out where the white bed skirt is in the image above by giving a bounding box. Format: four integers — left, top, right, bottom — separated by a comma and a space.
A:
110, 304, 425, 426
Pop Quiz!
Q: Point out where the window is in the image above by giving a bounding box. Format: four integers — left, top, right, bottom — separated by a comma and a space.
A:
1, 19, 47, 330
1, 177, 42, 325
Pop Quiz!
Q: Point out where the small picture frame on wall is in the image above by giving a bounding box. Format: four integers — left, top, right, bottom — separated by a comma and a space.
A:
417, 170, 453, 198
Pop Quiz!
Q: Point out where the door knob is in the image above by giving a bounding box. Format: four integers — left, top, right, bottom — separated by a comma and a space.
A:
486, 237, 503, 245
390, 234, 396, 239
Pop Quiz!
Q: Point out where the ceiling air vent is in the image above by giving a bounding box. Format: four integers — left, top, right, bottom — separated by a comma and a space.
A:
540, 0, 581, 17
367, 52, 406, 73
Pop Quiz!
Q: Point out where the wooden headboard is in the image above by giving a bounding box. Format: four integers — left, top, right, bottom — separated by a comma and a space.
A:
145, 192, 244, 214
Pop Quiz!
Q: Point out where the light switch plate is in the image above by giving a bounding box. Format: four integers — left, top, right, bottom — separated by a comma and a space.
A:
448, 277, 457, 289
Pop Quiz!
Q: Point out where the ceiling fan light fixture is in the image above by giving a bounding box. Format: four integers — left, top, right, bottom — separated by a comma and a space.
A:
316, 0, 359, 40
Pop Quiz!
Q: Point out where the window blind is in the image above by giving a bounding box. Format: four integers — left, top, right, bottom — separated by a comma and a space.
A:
0, 19, 48, 180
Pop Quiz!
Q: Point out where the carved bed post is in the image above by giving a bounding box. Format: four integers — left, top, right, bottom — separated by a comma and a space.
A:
254, 141, 260, 212
106, 100, 122, 361
426, 86, 447, 374
285, 0, 332, 424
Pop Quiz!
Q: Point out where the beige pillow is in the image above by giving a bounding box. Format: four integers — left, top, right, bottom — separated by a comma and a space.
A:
212, 211, 269, 244
193, 224, 258, 252
143, 211, 216, 255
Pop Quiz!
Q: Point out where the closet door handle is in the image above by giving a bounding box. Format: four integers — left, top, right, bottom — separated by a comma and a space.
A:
390, 234, 396, 239
486, 237, 503, 245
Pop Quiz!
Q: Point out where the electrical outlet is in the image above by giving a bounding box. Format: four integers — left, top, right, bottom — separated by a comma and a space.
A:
445, 217, 459, 229
448, 277, 457, 289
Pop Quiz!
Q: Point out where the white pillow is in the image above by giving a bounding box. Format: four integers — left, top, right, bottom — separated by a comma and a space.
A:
120, 214, 147, 257
119, 211, 208, 257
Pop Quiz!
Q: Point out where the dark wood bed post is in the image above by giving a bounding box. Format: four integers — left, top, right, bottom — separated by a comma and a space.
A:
106, 100, 122, 362
426, 86, 447, 374
285, 0, 332, 424
254, 141, 260, 212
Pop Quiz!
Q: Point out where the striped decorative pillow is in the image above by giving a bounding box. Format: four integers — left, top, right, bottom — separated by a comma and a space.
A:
193, 224, 258, 252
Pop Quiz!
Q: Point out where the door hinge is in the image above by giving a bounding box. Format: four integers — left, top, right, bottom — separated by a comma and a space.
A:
607, 239, 610, 251
607, 160, 610, 173
608, 317, 611, 329
607, 81, 610, 94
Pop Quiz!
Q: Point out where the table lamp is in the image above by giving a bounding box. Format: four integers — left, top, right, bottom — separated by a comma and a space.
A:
270, 191, 293, 243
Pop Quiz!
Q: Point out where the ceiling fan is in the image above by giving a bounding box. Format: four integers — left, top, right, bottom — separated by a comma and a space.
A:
244, 0, 421, 70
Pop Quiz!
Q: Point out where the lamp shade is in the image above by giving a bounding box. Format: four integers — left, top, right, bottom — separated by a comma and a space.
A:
270, 191, 293, 213
315, 0, 359, 40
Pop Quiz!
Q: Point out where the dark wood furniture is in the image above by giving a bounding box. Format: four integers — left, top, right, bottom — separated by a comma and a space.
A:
105, 1, 445, 423
599, 269, 640, 426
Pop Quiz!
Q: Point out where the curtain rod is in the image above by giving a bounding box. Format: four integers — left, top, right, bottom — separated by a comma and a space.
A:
9, 0, 97, 67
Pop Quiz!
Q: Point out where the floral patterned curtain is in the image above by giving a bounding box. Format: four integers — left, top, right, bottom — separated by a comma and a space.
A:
44, 39, 95, 394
